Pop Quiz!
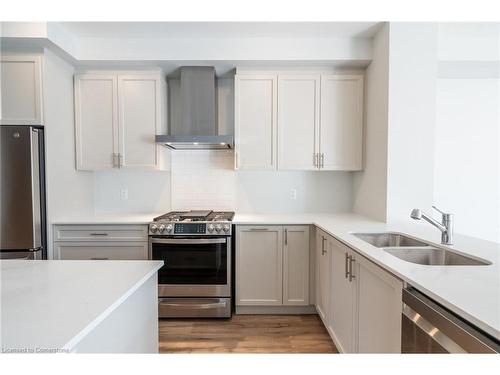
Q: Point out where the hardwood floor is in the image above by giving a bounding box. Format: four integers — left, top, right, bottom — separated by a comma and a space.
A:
159, 314, 338, 353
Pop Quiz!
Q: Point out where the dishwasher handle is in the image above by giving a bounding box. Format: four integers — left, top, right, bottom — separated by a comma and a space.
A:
403, 287, 499, 353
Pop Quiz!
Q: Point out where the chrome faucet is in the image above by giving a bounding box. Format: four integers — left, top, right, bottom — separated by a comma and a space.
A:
410, 206, 453, 245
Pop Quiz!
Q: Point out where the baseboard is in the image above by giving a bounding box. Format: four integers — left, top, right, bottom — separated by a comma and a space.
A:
235, 305, 317, 315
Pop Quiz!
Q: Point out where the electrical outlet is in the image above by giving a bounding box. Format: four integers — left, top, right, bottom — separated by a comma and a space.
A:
289, 188, 297, 200
120, 188, 129, 201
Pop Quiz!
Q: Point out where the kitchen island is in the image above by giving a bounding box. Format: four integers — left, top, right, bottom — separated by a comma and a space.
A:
1, 259, 163, 353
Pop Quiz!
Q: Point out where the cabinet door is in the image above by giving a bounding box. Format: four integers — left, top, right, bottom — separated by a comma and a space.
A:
236, 226, 283, 305
329, 239, 357, 353
234, 75, 277, 170
54, 242, 148, 260
320, 75, 363, 170
283, 226, 309, 306
118, 75, 161, 169
356, 255, 403, 353
0, 55, 43, 125
278, 75, 320, 170
74, 74, 118, 170
315, 230, 330, 322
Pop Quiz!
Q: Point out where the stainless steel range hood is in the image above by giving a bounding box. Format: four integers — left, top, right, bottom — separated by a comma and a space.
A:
156, 66, 233, 150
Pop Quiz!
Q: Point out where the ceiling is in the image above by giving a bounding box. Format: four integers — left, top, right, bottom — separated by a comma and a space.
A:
59, 22, 383, 39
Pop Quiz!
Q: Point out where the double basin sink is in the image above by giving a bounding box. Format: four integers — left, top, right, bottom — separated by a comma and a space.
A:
351, 232, 491, 266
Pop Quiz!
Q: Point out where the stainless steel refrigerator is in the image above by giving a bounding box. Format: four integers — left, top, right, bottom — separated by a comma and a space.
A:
1, 125, 47, 259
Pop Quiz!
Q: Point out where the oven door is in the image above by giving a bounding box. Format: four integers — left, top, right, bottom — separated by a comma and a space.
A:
150, 237, 231, 297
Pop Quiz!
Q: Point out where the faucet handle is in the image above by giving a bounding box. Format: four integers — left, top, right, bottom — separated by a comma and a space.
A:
432, 205, 446, 215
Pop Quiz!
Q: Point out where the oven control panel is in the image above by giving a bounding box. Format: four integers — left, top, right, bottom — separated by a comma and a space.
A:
149, 221, 232, 236
174, 223, 206, 234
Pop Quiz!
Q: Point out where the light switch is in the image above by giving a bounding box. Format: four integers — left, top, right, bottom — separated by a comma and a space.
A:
289, 188, 297, 200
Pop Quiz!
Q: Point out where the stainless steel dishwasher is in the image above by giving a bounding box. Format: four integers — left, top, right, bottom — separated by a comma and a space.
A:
402, 287, 499, 353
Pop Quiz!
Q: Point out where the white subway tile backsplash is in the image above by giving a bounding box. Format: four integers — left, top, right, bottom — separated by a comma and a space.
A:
171, 150, 236, 211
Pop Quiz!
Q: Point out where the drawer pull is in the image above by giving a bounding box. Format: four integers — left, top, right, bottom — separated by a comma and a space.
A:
90, 257, 109, 260
89, 233, 109, 236
249, 228, 269, 231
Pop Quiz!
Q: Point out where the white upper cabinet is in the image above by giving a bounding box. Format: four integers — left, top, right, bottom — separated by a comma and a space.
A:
117, 75, 161, 168
320, 75, 364, 170
75, 74, 118, 170
234, 75, 277, 170
74, 72, 164, 171
0, 55, 43, 125
234, 71, 364, 171
277, 75, 319, 170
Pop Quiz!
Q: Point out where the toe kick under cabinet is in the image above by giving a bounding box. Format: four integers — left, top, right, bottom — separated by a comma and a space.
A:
53, 225, 148, 260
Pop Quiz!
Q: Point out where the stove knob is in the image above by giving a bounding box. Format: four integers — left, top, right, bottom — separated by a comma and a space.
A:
215, 224, 222, 233
223, 224, 230, 233
207, 224, 215, 233
165, 224, 173, 233
150, 223, 158, 233
158, 223, 166, 233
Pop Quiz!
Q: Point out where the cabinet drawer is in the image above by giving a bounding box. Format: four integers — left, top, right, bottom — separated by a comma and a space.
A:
54, 225, 148, 242
54, 242, 148, 260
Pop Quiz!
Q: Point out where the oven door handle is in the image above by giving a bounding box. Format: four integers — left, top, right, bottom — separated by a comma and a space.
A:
159, 300, 227, 310
150, 238, 227, 245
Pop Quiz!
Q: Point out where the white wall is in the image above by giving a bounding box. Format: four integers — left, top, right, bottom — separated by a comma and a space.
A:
433, 23, 500, 242
353, 23, 389, 221
435, 79, 499, 242
386, 23, 438, 223
43, 48, 94, 257
94, 170, 171, 214
170, 150, 353, 213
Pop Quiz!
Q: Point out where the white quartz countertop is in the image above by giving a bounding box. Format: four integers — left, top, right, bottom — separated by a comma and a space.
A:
51, 213, 164, 225
235, 213, 500, 340
0, 260, 163, 352
51, 212, 500, 339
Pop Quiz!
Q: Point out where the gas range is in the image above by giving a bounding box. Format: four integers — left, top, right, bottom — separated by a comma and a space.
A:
148, 210, 235, 318
149, 210, 235, 236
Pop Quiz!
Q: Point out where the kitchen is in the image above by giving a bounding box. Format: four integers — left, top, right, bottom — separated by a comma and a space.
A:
1, 4, 499, 373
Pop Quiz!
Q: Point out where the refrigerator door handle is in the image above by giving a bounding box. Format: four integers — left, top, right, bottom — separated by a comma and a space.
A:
30, 128, 42, 249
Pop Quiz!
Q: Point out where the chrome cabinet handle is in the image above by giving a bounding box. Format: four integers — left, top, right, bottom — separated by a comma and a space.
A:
320, 153, 325, 168
321, 236, 327, 255
90, 257, 109, 260
159, 300, 227, 310
249, 228, 269, 231
89, 233, 108, 236
345, 252, 349, 279
284, 229, 288, 245
348, 255, 356, 282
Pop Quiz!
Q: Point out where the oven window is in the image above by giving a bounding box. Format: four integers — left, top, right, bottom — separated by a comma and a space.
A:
152, 240, 227, 285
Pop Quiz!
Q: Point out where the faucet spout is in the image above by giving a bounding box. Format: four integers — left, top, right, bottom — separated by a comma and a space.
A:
420, 213, 447, 233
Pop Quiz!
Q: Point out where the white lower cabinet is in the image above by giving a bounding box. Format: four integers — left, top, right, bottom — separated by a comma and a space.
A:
54, 242, 148, 260
53, 224, 148, 260
315, 231, 403, 353
236, 225, 309, 307
283, 226, 310, 305
329, 238, 357, 353
356, 254, 403, 353
315, 229, 331, 322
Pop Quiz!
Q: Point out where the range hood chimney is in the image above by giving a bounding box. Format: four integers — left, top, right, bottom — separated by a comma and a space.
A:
156, 66, 233, 150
